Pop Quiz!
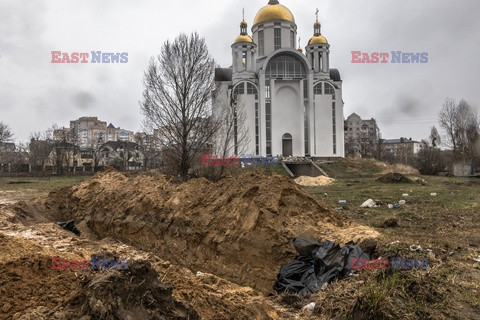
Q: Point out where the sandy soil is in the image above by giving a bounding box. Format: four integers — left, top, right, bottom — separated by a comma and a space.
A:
1, 169, 379, 319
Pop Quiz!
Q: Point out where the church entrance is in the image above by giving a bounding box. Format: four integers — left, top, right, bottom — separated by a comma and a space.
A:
282, 133, 293, 157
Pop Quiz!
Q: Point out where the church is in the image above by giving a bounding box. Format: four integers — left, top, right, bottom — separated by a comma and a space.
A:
214, 0, 345, 158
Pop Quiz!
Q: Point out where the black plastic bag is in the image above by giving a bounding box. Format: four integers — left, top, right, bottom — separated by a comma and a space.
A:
56, 220, 81, 236
274, 237, 369, 296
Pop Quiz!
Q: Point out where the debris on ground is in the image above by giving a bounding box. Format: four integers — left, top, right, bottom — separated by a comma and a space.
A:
430, 193, 438, 197
412, 177, 428, 185
273, 237, 369, 296
360, 199, 379, 208
301, 302, 316, 316
387, 240, 400, 246
377, 172, 412, 183
410, 244, 423, 252
294, 175, 335, 187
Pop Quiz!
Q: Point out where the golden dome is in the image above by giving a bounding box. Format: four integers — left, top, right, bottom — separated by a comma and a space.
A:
253, 1, 295, 25
240, 20, 247, 27
234, 34, 254, 44
308, 35, 328, 45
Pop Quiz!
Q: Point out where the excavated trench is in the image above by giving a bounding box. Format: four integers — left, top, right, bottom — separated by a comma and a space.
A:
13, 169, 379, 294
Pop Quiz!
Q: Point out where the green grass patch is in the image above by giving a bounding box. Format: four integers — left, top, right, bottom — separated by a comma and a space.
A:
0, 176, 89, 192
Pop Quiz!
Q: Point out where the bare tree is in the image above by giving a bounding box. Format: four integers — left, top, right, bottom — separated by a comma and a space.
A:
202, 94, 251, 178
0, 122, 14, 143
439, 98, 457, 152
141, 32, 219, 179
134, 132, 161, 170
214, 95, 250, 156
439, 98, 479, 162
28, 131, 53, 170
0, 122, 14, 167
429, 126, 441, 147
415, 140, 446, 175
50, 124, 79, 172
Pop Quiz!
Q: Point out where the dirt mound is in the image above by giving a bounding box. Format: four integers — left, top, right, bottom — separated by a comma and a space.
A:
65, 260, 199, 320
0, 226, 293, 320
317, 158, 418, 179
14, 170, 378, 294
376, 172, 412, 183
294, 176, 335, 187
0, 234, 82, 320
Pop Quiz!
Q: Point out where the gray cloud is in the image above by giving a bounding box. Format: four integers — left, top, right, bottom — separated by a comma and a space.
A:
73, 91, 95, 110
1, 0, 479, 143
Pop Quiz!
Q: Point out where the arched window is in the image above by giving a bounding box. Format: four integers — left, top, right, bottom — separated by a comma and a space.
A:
282, 133, 293, 157
266, 54, 307, 78
313, 82, 335, 99
232, 82, 258, 99
324, 82, 335, 99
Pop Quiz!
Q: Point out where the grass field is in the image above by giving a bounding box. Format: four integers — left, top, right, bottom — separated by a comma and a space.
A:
305, 169, 480, 319
0, 176, 89, 191
0, 176, 90, 203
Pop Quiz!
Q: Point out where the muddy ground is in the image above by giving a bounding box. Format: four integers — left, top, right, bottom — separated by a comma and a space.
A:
1, 162, 479, 319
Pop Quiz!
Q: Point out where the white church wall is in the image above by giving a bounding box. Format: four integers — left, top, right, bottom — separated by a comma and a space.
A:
314, 94, 334, 156
271, 81, 302, 156
335, 98, 345, 157
238, 94, 257, 155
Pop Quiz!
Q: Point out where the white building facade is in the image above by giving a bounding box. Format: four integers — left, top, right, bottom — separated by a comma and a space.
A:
214, 0, 345, 158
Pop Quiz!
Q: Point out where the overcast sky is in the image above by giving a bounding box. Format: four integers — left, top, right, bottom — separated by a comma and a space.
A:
1, 0, 479, 144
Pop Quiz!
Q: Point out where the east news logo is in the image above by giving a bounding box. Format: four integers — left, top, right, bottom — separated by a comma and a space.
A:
51, 51, 128, 63
351, 51, 428, 64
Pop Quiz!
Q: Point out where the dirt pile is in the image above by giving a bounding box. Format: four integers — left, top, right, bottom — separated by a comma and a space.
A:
14, 170, 378, 294
376, 172, 412, 183
0, 224, 295, 320
294, 176, 335, 187
0, 233, 81, 320
65, 259, 199, 320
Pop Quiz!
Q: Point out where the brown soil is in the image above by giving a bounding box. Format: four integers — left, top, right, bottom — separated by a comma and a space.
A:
0, 234, 81, 320
65, 259, 200, 320
13, 170, 378, 295
0, 224, 295, 320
